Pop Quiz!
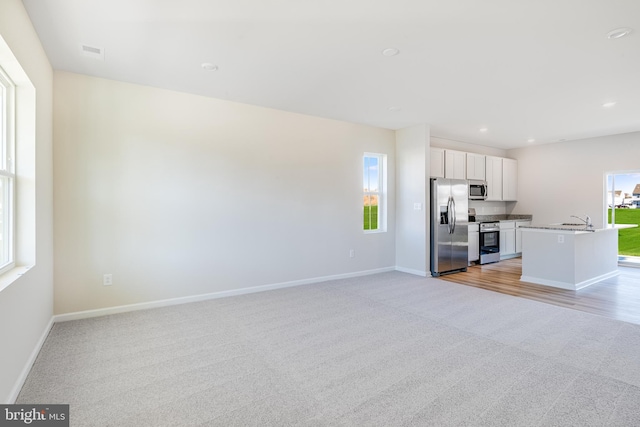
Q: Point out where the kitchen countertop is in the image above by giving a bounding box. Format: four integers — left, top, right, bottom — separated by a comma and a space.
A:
520, 223, 637, 233
474, 214, 533, 222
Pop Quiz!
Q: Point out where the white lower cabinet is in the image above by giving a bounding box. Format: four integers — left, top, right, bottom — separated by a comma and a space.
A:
515, 220, 531, 253
468, 223, 479, 264
499, 221, 516, 259
500, 220, 531, 259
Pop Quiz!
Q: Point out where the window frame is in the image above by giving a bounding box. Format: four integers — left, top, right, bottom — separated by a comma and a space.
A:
0, 66, 16, 274
363, 152, 387, 233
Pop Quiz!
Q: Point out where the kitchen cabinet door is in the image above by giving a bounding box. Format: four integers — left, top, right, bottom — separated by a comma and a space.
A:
445, 149, 466, 179
466, 153, 486, 181
500, 221, 516, 258
468, 224, 479, 264
485, 156, 503, 201
503, 158, 518, 201
515, 220, 531, 253
430, 148, 445, 178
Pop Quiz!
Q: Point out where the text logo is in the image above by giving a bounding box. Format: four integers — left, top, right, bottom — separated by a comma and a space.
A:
0, 405, 68, 426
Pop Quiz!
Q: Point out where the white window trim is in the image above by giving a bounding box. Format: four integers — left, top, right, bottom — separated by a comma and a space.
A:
0, 66, 16, 275
363, 152, 387, 233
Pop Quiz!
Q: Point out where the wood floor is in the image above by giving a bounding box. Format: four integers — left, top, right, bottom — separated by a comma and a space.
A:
438, 257, 640, 325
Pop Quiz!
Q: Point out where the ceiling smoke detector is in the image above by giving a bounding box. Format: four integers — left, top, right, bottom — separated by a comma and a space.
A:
81, 44, 104, 61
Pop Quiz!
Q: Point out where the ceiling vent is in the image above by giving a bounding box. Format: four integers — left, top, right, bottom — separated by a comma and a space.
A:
81, 44, 104, 61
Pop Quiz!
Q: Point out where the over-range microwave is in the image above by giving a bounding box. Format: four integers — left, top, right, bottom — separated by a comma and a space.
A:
468, 180, 488, 200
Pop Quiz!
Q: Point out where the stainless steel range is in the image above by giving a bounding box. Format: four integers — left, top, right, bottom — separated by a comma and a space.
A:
479, 222, 500, 264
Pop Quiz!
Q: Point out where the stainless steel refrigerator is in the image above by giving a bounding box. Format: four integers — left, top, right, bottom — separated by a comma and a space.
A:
430, 178, 469, 276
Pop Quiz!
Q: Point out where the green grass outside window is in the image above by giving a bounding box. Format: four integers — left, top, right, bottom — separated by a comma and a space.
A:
364, 206, 378, 230
609, 208, 640, 256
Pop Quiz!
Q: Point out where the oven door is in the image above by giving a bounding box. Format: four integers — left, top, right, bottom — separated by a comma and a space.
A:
479, 230, 500, 264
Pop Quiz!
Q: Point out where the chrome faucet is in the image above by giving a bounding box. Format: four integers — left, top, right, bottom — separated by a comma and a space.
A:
571, 215, 593, 228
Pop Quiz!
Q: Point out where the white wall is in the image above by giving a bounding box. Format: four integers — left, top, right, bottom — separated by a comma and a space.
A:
431, 136, 507, 157
396, 124, 429, 275
0, 0, 54, 403
508, 132, 640, 226
53, 72, 396, 314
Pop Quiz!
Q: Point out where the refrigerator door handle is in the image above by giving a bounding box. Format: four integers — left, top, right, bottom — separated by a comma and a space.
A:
446, 197, 451, 234
451, 197, 456, 233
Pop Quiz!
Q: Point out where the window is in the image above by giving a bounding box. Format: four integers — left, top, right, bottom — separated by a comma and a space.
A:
0, 67, 15, 273
363, 153, 386, 232
606, 172, 640, 265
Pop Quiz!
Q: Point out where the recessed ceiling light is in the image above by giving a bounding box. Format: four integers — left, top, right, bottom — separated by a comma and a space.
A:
607, 27, 633, 39
603, 101, 617, 108
479, 128, 488, 133
382, 48, 400, 57
201, 63, 218, 71
527, 138, 535, 143
388, 106, 401, 112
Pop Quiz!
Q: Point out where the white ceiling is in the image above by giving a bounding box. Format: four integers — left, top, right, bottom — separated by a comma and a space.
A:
22, 0, 640, 149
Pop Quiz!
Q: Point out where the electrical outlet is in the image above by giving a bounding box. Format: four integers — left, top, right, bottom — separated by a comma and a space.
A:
349, 249, 355, 258
103, 274, 113, 286
557, 235, 564, 244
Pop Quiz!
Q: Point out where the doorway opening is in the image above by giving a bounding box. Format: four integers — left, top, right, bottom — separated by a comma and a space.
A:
606, 172, 640, 266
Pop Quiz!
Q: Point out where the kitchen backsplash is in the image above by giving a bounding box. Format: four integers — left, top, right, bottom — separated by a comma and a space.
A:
469, 200, 508, 215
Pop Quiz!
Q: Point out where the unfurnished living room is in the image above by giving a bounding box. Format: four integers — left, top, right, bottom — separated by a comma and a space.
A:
2, 1, 640, 426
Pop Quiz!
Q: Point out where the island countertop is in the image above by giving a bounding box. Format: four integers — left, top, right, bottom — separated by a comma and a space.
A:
519, 223, 636, 234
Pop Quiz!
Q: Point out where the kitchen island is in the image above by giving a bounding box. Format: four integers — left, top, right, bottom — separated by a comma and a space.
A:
519, 224, 636, 290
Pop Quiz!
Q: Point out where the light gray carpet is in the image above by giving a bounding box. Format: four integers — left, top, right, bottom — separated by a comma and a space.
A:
17, 272, 640, 426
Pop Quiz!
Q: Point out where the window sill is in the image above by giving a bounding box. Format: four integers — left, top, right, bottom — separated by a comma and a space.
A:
364, 229, 387, 234
0, 265, 34, 293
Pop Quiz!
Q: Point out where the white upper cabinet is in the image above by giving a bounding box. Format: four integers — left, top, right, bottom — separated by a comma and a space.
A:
502, 158, 518, 201
485, 156, 503, 201
431, 147, 517, 201
485, 156, 518, 201
444, 149, 466, 179
466, 153, 486, 180
430, 147, 445, 178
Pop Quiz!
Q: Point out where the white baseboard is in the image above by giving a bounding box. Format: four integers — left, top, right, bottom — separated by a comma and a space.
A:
395, 266, 428, 277
7, 317, 54, 403
54, 266, 397, 322
520, 270, 619, 290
